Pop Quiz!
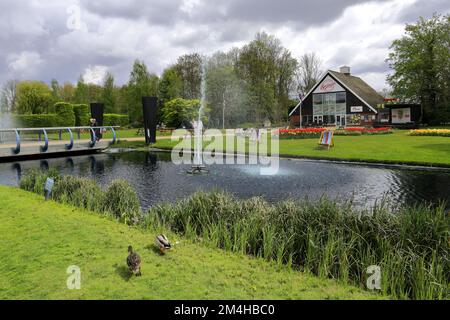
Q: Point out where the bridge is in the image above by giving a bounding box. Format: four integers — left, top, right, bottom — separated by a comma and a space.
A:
0, 126, 118, 161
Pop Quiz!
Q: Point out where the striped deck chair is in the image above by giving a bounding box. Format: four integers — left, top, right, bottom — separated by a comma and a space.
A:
318, 130, 334, 150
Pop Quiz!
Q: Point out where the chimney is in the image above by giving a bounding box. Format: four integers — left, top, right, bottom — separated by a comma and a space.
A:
340, 66, 351, 75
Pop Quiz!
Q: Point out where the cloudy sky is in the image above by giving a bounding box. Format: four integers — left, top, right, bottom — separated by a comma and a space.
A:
1, 0, 449, 91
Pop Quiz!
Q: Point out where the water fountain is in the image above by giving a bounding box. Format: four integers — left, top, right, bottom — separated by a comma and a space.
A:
188, 58, 208, 174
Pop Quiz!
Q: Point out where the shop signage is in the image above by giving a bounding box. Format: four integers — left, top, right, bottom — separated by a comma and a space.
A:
351, 106, 363, 112
314, 76, 344, 93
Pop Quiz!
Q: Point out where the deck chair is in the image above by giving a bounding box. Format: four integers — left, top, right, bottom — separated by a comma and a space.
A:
318, 130, 334, 150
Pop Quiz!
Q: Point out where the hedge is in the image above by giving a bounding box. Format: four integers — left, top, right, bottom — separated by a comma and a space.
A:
13, 114, 59, 128
54, 102, 75, 127
73, 104, 90, 126
103, 114, 128, 127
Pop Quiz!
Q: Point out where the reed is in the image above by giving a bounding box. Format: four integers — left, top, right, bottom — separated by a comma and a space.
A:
147, 191, 449, 299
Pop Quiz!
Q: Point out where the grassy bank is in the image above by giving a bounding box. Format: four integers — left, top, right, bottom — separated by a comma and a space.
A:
0, 185, 376, 300
14, 170, 449, 299
116, 130, 450, 167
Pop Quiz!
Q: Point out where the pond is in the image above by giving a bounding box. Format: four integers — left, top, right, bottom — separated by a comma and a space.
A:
0, 150, 449, 210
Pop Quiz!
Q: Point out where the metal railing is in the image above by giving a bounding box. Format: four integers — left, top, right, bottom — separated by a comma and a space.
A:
0, 126, 119, 155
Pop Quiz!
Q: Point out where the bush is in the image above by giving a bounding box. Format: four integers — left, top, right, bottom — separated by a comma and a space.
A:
103, 114, 129, 127
13, 114, 59, 128
54, 102, 75, 127
19, 168, 60, 195
73, 104, 90, 127
52, 175, 104, 212
102, 179, 141, 224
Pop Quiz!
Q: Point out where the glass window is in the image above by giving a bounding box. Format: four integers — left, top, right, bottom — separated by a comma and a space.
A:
336, 92, 346, 104
313, 94, 323, 105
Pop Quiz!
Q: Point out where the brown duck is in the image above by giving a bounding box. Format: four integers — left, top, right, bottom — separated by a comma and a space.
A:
126, 245, 142, 276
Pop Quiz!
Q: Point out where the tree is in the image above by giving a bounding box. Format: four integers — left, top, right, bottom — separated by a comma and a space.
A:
296, 52, 322, 95
387, 14, 450, 123
162, 98, 204, 128
74, 76, 89, 104
159, 66, 182, 103
15, 81, 52, 114
60, 82, 75, 102
102, 72, 116, 113
175, 53, 203, 99
0, 80, 18, 113
50, 79, 61, 109
127, 60, 159, 125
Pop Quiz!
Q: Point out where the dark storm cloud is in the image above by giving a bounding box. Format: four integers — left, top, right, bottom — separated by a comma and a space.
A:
395, 0, 450, 23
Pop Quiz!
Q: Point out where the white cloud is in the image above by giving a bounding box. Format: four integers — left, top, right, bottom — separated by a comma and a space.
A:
82, 65, 108, 84
7, 51, 44, 79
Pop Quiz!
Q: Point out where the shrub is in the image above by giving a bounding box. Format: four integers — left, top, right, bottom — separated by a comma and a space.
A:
52, 175, 104, 212
13, 114, 59, 128
19, 168, 60, 195
73, 104, 90, 126
102, 179, 141, 224
103, 114, 129, 127
54, 102, 75, 127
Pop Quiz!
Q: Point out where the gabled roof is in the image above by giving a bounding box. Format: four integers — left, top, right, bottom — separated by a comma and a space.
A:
289, 70, 384, 116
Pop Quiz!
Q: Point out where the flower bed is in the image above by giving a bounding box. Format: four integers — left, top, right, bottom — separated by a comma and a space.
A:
409, 129, 450, 137
279, 127, 392, 139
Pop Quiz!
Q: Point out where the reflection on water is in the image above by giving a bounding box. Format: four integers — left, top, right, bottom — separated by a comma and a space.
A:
0, 151, 449, 211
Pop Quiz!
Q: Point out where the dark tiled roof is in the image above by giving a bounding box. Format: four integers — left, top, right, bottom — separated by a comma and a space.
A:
329, 70, 384, 109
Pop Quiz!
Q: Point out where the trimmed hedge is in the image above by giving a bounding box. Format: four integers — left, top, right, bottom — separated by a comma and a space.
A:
104, 114, 128, 127
54, 102, 75, 127
14, 114, 59, 128
73, 104, 90, 126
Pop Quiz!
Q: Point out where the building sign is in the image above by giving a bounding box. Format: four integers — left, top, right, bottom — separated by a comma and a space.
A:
391, 108, 411, 124
314, 75, 344, 93
350, 106, 363, 113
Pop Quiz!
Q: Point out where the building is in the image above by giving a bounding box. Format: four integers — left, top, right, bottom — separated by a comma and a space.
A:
289, 66, 386, 127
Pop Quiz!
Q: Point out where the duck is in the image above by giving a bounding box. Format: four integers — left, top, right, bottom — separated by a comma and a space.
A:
126, 245, 142, 276
155, 234, 172, 253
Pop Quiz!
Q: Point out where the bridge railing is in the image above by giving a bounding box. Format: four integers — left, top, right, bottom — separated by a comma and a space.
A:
0, 126, 119, 155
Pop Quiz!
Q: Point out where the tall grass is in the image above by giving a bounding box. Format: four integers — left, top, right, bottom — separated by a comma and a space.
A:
146, 191, 449, 300
20, 169, 141, 225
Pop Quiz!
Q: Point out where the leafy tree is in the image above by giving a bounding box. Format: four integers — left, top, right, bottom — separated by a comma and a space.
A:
60, 82, 75, 102
175, 53, 203, 99
50, 79, 61, 109
127, 60, 159, 125
102, 72, 116, 113
387, 14, 450, 123
73, 76, 89, 104
159, 66, 182, 103
15, 81, 52, 114
162, 98, 207, 128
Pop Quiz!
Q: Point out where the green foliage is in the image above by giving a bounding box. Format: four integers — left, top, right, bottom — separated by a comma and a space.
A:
13, 113, 59, 127
127, 60, 159, 125
73, 104, 90, 126
162, 98, 204, 128
102, 179, 141, 224
19, 168, 60, 195
15, 81, 53, 114
159, 67, 182, 103
103, 114, 129, 127
52, 175, 104, 212
148, 191, 449, 299
387, 14, 450, 124
54, 102, 75, 126
174, 53, 203, 100
102, 72, 116, 113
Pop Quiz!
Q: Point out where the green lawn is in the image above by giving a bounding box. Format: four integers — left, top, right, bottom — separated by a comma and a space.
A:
116, 130, 450, 166
0, 186, 379, 300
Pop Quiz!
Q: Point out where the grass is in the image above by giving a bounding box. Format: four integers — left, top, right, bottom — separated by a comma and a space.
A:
0, 185, 378, 300
115, 129, 450, 167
